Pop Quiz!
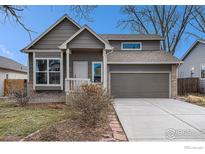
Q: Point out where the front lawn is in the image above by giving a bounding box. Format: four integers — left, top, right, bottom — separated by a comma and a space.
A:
0, 100, 75, 141
180, 93, 205, 107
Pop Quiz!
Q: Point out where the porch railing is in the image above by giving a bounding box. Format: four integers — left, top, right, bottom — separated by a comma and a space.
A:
65, 78, 91, 93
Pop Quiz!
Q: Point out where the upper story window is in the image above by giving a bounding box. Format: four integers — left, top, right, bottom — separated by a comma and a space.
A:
121, 42, 142, 50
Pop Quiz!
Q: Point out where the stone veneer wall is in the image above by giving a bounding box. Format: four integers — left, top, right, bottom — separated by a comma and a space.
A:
171, 64, 177, 98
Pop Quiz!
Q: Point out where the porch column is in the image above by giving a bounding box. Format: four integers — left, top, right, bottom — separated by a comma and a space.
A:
65, 49, 71, 93
60, 51, 63, 90
103, 49, 107, 90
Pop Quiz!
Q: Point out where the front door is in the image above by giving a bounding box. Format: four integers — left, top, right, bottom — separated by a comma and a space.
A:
73, 61, 88, 78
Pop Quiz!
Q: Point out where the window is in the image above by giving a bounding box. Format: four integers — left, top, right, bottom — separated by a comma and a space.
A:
92, 62, 102, 83
201, 64, 205, 78
121, 42, 142, 50
49, 60, 60, 84
36, 59, 47, 84
35, 59, 60, 85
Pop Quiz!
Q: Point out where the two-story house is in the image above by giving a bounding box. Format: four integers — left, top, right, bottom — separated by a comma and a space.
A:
21, 14, 181, 103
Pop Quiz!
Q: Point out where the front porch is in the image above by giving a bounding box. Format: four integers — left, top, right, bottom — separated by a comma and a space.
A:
65, 78, 91, 93
64, 48, 108, 94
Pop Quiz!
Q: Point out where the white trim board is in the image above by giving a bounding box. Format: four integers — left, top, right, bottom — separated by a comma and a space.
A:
25, 50, 62, 53
60, 51, 63, 90
92, 61, 103, 83
107, 62, 183, 64
33, 52, 36, 90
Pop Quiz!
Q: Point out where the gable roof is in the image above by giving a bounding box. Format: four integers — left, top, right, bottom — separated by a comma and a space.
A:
181, 39, 205, 61
107, 50, 182, 64
21, 14, 81, 52
0, 56, 27, 73
59, 25, 113, 50
100, 34, 164, 41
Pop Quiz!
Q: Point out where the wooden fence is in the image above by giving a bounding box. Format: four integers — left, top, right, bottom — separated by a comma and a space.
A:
178, 78, 199, 95
4, 79, 27, 96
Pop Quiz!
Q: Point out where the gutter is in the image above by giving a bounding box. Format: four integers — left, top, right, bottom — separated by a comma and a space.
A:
107, 61, 183, 65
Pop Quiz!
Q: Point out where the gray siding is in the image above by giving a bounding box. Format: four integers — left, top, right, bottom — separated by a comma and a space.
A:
178, 43, 205, 92
109, 64, 171, 72
67, 29, 104, 49
111, 73, 169, 98
109, 40, 160, 51
35, 52, 61, 58
28, 53, 33, 83
69, 50, 103, 79
30, 18, 79, 49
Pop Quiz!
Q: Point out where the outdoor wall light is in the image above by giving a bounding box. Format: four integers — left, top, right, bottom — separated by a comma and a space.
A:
190, 67, 195, 77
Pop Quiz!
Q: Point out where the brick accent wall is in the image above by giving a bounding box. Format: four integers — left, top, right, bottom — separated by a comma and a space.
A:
171, 64, 177, 98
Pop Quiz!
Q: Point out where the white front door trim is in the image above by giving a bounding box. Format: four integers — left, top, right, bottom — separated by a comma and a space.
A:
92, 61, 103, 83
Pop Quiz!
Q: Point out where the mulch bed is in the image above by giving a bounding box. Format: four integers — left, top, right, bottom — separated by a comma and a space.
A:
23, 119, 111, 141
17, 102, 127, 141
22, 111, 127, 141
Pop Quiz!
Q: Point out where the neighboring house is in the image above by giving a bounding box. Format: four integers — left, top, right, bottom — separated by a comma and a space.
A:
178, 39, 205, 92
0, 56, 27, 96
21, 14, 181, 103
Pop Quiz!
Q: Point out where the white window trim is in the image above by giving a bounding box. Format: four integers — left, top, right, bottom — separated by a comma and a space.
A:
35, 57, 61, 86
92, 61, 103, 83
200, 63, 205, 80
121, 42, 142, 50
33, 52, 36, 90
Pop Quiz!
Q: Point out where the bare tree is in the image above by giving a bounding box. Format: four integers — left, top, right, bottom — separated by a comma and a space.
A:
119, 6, 194, 55
0, 5, 97, 40
189, 6, 205, 39
69, 5, 97, 22
0, 5, 35, 40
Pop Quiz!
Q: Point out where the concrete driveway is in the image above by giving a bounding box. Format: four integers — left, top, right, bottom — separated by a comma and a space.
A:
114, 99, 205, 141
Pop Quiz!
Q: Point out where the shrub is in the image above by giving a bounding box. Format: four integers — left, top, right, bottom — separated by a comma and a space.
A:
8, 87, 30, 106
185, 94, 205, 104
68, 84, 113, 128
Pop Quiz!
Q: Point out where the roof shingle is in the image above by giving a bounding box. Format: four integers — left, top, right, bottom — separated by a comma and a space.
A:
107, 50, 181, 64
100, 34, 164, 41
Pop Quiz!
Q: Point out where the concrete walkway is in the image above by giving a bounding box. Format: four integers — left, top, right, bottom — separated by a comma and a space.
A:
114, 99, 205, 141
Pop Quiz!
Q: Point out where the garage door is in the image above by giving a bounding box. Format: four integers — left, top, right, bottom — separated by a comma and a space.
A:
111, 73, 169, 98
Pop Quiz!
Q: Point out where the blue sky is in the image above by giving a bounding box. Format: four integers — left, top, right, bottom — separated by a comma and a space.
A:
0, 6, 199, 65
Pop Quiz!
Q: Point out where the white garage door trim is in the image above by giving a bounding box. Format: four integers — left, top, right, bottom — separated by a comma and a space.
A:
109, 71, 171, 98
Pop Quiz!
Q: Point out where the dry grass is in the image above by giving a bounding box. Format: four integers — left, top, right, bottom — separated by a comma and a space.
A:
180, 93, 205, 107
0, 100, 76, 141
